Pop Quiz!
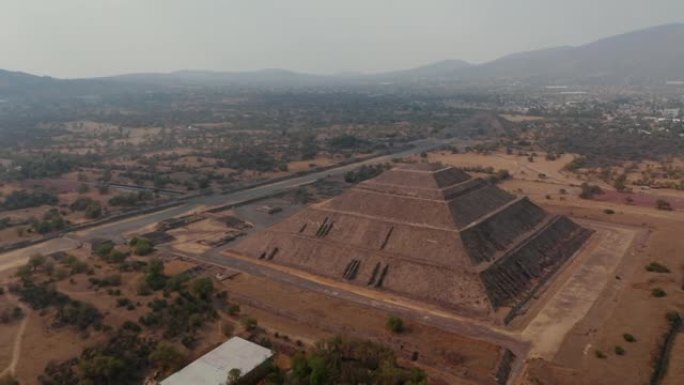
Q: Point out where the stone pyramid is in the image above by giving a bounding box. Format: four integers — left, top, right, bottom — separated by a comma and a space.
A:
232, 163, 592, 318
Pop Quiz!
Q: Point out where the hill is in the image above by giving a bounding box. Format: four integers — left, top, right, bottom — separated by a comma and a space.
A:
460, 23, 684, 84
2, 22, 683, 96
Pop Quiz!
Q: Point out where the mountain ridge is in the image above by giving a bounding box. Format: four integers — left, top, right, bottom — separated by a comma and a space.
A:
2, 22, 683, 95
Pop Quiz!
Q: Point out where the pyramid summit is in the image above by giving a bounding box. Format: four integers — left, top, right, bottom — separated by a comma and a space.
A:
232, 163, 592, 319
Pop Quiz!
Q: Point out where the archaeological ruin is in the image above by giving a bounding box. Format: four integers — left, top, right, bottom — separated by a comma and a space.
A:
232, 163, 593, 319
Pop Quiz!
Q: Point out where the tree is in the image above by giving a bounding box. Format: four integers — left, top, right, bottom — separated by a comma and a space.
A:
28, 254, 46, 272
149, 342, 185, 371
613, 174, 628, 192
133, 238, 153, 256
145, 259, 167, 291
241, 316, 257, 331
191, 277, 214, 300
227, 368, 241, 385
79, 354, 126, 383
386, 315, 405, 333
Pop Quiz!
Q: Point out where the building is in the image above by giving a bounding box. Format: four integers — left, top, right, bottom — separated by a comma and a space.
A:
233, 163, 592, 321
159, 337, 274, 385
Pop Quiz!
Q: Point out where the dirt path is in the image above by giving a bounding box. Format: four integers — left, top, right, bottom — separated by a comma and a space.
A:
520, 222, 638, 359
0, 237, 80, 276
0, 299, 29, 377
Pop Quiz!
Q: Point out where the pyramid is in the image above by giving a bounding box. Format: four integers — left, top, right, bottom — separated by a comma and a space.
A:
232, 163, 592, 318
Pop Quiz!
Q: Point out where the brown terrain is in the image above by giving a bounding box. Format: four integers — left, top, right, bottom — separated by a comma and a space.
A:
1, 149, 683, 385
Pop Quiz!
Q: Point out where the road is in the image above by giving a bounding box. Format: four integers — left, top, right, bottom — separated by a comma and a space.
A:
0, 138, 451, 271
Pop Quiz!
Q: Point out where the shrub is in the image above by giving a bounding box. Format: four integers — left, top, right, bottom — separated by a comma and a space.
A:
228, 304, 240, 316
655, 199, 673, 211
614, 346, 625, 355
149, 342, 185, 371
595, 350, 607, 359
645, 262, 670, 273
386, 315, 405, 334
623, 333, 636, 343
222, 321, 234, 337
94, 242, 115, 258
652, 288, 667, 298
133, 238, 154, 256
579, 183, 603, 199
603, 209, 615, 214
241, 316, 257, 331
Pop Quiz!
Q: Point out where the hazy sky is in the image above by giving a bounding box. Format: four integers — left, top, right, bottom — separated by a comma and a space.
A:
2, 0, 683, 78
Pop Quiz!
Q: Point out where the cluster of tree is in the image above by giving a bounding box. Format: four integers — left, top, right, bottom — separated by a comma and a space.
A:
542, 120, 684, 168
39, 329, 158, 385
0, 305, 24, 324
129, 237, 154, 256
139, 276, 220, 348
2, 152, 100, 180
108, 191, 154, 207
214, 147, 278, 172
0, 190, 58, 211
287, 337, 427, 385
92, 240, 129, 264
11, 281, 102, 330
344, 164, 390, 184
299, 135, 319, 160
30, 208, 68, 234
70, 197, 103, 219
328, 134, 370, 151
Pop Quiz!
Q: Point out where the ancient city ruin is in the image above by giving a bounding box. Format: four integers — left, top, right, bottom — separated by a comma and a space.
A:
234, 163, 593, 319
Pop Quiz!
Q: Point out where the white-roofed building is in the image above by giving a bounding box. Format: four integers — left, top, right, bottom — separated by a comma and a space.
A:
159, 337, 274, 385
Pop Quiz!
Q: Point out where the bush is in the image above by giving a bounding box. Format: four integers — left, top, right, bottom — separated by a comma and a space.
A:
595, 350, 607, 359
614, 346, 625, 355
121, 320, 142, 333
655, 199, 673, 211
222, 321, 234, 337
228, 304, 240, 316
652, 288, 667, 298
579, 183, 603, 199
623, 333, 636, 343
133, 238, 154, 256
149, 342, 185, 371
386, 315, 405, 333
645, 262, 670, 273
241, 316, 258, 331
94, 242, 115, 258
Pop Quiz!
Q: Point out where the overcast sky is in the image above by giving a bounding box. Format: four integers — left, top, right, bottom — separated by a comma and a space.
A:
2, 0, 683, 78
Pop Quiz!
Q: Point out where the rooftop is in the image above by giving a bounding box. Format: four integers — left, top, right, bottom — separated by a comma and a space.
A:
160, 337, 273, 385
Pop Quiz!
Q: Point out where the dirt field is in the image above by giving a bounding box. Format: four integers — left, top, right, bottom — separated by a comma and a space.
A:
220, 270, 503, 385
522, 203, 684, 385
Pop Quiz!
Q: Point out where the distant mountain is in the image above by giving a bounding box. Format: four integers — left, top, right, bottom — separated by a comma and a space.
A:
0, 69, 59, 96
106, 68, 335, 88
372, 59, 472, 80
2, 22, 684, 97
459, 23, 684, 84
